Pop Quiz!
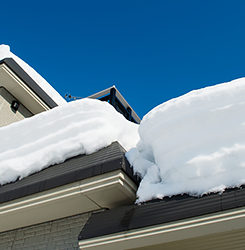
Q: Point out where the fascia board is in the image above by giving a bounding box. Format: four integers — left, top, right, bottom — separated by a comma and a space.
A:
87, 86, 112, 99
81, 170, 137, 209
0, 170, 137, 232
78, 206, 245, 250
0, 63, 57, 114
0, 63, 50, 114
0, 58, 58, 108
80, 170, 136, 195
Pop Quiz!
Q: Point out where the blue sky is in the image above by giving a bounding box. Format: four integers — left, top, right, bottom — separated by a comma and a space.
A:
2, 1, 245, 119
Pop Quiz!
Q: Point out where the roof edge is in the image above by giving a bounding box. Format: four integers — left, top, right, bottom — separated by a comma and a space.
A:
0, 58, 58, 108
78, 185, 245, 241
78, 205, 245, 250
0, 142, 140, 204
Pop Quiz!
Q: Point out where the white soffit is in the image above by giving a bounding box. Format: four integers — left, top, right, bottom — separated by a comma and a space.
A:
0, 170, 137, 233
78, 207, 245, 250
0, 63, 50, 114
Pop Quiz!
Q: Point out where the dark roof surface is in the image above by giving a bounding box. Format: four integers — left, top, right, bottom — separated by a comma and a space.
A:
79, 186, 245, 240
0, 58, 58, 108
0, 142, 140, 204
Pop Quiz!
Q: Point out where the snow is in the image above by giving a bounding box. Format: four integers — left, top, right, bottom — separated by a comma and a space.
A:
0, 98, 139, 185
126, 78, 245, 203
0, 44, 66, 106
1, 43, 245, 204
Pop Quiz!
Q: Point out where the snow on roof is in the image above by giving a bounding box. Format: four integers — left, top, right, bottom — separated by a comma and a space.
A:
0, 98, 139, 185
1, 44, 245, 204
126, 78, 245, 203
0, 44, 66, 106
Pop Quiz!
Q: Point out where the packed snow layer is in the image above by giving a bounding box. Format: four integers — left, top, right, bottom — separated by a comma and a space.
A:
0, 44, 66, 106
126, 78, 245, 203
0, 98, 139, 185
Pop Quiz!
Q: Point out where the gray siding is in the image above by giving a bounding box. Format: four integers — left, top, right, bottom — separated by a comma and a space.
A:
0, 212, 91, 250
0, 87, 33, 128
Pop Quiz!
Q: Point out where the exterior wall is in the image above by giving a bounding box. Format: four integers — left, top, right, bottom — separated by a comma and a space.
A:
0, 87, 33, 128
0, 212, 91, 250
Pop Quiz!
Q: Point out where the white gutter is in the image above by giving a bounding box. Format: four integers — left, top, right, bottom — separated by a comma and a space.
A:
79, 206, 245, 250
0, 170, 137, 233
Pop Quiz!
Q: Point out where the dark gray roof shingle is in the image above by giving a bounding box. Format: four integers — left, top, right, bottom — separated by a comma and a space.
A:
0, 142, 140, 204
78, 186, 245, 240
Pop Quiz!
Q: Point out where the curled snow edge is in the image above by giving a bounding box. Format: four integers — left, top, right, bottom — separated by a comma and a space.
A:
0, 98, 139, 185
126, 78, 245, 203
2, 43, 245, 204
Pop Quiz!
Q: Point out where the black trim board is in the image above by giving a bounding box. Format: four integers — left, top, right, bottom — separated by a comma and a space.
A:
0, 142, 140, 204
0, 58, 58, 108
78, 186, 245, 240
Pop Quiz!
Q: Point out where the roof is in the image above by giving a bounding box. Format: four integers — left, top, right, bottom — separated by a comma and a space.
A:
0, 58, 58, 108
0, 141, 140, 204
78, 185, 245, 240
88, 86, 141, 124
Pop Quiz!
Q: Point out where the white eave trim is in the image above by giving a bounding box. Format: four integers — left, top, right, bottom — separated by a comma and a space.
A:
79, 206, 245, 250
0, 170, 137, 232
0, 63, 50, 114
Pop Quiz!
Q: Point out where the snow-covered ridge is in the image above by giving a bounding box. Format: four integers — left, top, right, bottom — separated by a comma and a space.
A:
0, 98, 139, 185
0, 44, 66, 106
126, 78, 245, 203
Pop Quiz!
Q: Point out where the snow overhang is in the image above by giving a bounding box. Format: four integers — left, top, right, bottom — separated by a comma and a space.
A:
0, 58, 58, 114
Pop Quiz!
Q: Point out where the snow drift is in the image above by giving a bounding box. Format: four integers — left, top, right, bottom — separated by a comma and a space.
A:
126, 78, 245, 203
2, 43, 245, 204
0, 98, 139, 185
0, 44, 66, 106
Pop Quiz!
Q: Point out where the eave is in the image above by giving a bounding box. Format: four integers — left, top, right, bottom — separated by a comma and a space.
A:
0, 58, 58, 114
79, 186, 245, 249
0, 142, 139, 232
78, 206, 245, 250
0, 169, 137, 233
